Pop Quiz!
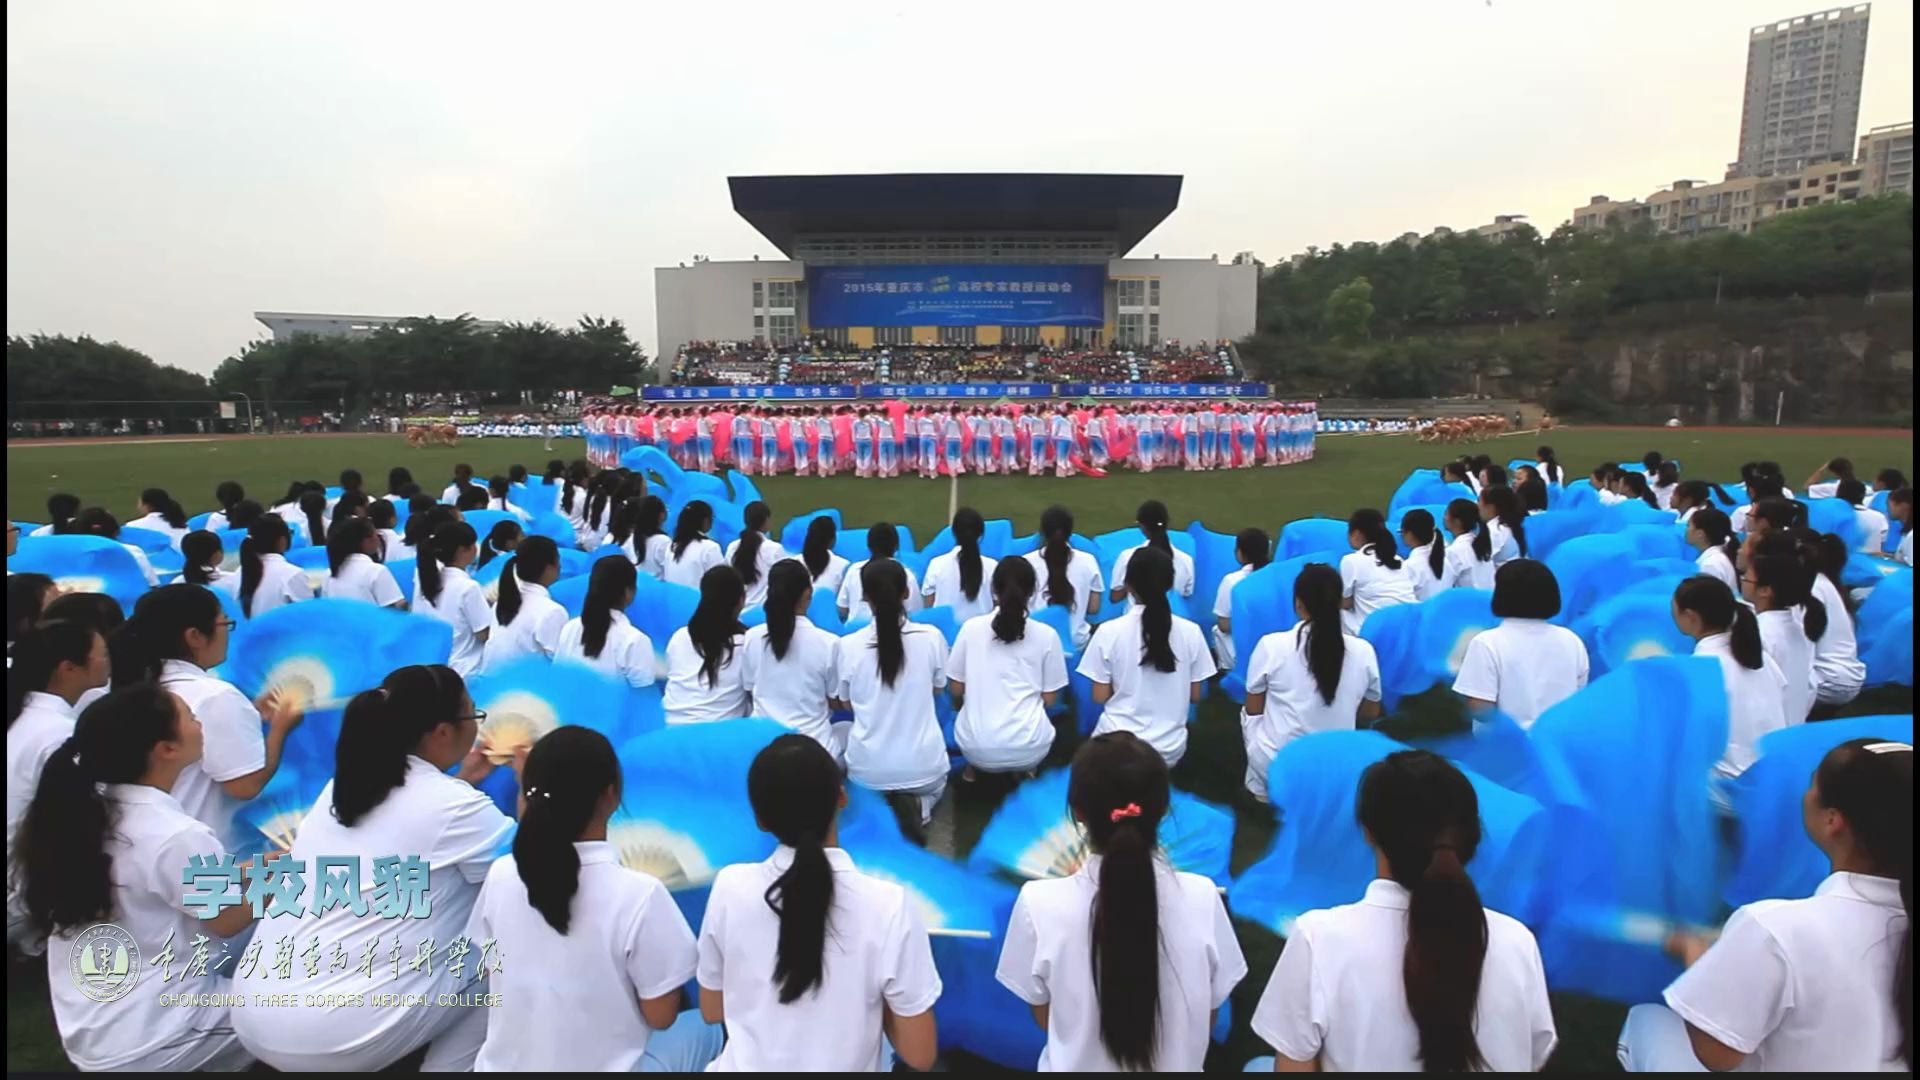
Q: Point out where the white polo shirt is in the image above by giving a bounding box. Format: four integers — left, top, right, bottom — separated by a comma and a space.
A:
1695, 546, 1739, 592
46, 784, 241, 1072
7, 692, 77, 886
129, 512, 189, 548
157, 659, 267, 854
1446, 533, 1496, 591
806, 552, 851, 600
1339, 546, 1418, 636
834, 621, 950, 792
1806, 480, 1842, 500
949, 613, 1068, 772
241, 551, 314, 616
661, 538, 725, 591
1024, 548, 1104, 650
921, 550, 1000, 623
468, 843, 698, 1072
1852, 505, 1889, 553
1076, 609, 1215, 765
1109, 544, 1196, 607
1451, 618, 1591, 729
1403, 543, 1449, 602
1808, 572, 1865, 700
1755, 609, 1814, 723
1244, 625, 1382, 798
483, 580, 567, 672
1694, 632, 1790, 786
722, 537, 790, 608
836, 558, 923, 623
739, 617, 840, 754
410, 564, 492, 678
556, 611, 655, 689
320, 553, 405, 607
697, 846, 942, 1073
662, 628, 750, 725
231, 757, 513, 1068
1253, 879, 1555, 1070
1485, 520, 1523, 565
996, 854, 1247, 1072
1663, 871, 1908, 1070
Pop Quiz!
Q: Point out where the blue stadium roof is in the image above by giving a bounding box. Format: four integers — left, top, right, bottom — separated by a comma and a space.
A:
727, 173, 1182, 258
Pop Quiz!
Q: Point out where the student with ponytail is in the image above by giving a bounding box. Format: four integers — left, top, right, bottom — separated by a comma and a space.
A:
1477, 485, 1530, 565
664, 565, 751, 725
476, 519, 521, 569
366, 497, 403, 559
73, 508, 160, 585
663, 500, 725, 590
410, 521, 492, 678
7, 620, 110, 946
1211, 527, 1271, 672
1670, 479, 1731, 525
835, 559, 951, 826
31, 492, 81, 537
1622, 737, 1912, 1071
742, 560, 843, 757
922, 507, 998, 622
484, 535, 566, 670
17, 684, 258, 1070
1242, 564, 1383, 801
202, 480, 246, 532
724, 500, 788, 608
1673, 576, 1789, 806
1078, 546, 1215, 767
236, 514, 310, 617
950, 557, 1068, 777
1453, 560, 1589, 729
232, 664, 514, 1072
997, 731, 1246, 1070
130, 486, 190, 546
697, 734, 941, 1071
321, 518, 405, 608
1339, 508, 1415, 635
836, 521, 923, 622
1252, 749, 1556, 1071
468, 727, 722, 1071
556, 556, 654, 689
174, 530, 240, 597
1787, 528, 1867, 707
799, 515, 851, 598
610, 494, 671, 578
1024, 505, 1103, 649
1108, 500, 1196, 607
1400, 508, 1452, 601
1743, 545, 1820, 724
1535, 445, 1564, 486
1684, 506, 1742, 592
1441, 497, 1495, 591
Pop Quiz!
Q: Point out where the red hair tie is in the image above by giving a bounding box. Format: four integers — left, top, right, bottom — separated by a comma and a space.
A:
1109, 803, 1143, 823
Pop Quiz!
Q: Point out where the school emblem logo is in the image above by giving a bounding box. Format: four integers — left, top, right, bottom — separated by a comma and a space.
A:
70, 923, 141, 1003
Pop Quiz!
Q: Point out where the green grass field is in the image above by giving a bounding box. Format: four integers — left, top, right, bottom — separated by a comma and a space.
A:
6, 425, 1913, 1073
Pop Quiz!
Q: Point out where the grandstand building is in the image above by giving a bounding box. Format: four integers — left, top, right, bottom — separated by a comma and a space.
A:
654, 174, 1256, 363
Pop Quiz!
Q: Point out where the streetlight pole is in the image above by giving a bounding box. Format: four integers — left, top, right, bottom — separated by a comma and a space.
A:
228, 393, 255, 434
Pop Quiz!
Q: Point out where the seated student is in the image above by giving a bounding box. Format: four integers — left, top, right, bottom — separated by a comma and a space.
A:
17, 684, 260, 1071
835, 560, 951, 827
741, 561, 843, 759
950, 559, 1068, 778
31, 492, 81, 537
175, 530, 240, 596
797, 516, 851, 600
485, 536, 566, 670
837, 522, 923, 623
662, 501, 725, 591
996, 732, 1247, 1071
441, 462, 480, 506
1514, 465, 1550, 514
724, 501, 788, 609
556, 556, 655, 689
1478, 485, 1530, 565
1673, 577, 1790, 809
1744, 544, 1820, 725
1592, 462, 1627, 506
486, 475, 532, 522
1888, 486, 1914, 566
1441, 499, 1496, 592
411, 521, 492, 679
202, 481, 246, 533
320, 519, 406, 608
232, 665, 515, 1072
1837, 478, 1890, 554
1730, 473, 1786, 535
1782, 529, 1865, 710
1249, 750, 1557, 1072
1025, 506, 1104, 651
467, 727, 723, 1072
457, 485, 492, 513
7, 574, 58, 656
663, 566, 751, 725
922, 508, 999, 623
607, 495, 672, 579
1078, 547, 1216, 768
1108, 501, 1196, 609
1400, 509, 1451, 602
367, 498, 404, 560
1802, 456, 1855, 500
234, 516, 312, 618
1651, 461, 1682, 511
1669, 479, 1732, 526
1535, 446, 1565, 487
129, 487, 190, 548
72, 508, 160, 586
296, 488, 331, 546
1685, 508, 1742, 592
1618, 738, 1911, 1072
1453, 560, 1590, 730
475, 520, 521, 572
1242, 565, 1384, 801
1339, 510, 1416, 635
697, 734, 941, 1072
1211, 527, 1271, 672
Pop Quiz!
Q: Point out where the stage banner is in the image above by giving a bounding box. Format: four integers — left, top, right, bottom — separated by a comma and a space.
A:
1069, 382, 1273, 399
858, 383, 1050, 400
806, 264, 1106, 327
642, 384, 860, 402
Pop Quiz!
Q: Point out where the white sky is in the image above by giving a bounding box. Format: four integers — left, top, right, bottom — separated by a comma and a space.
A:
7, 0, 1913, 373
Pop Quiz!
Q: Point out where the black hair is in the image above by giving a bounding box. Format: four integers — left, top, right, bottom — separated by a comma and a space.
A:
1620, 472, 1659, 509
417, 521, 478, 605
179, 531, 222, 586
1236, 527, 1273, 571
494, 535, 559, 628
1675, 576, 1764, 670
338, 468, 363, 493
238, 516, 292, 618
367, 498, 397, 531
214, 481, 245, 513
386, 467, 413, 497
634, 495, 668, 548
139, 488, 187, 530
275, 480, 307, 510
991, 556, 1036, 644
1491, 559, 1562, 620
1124, 545, 1178, 674
1356, 749, 1490, 1073
17, 683, 188, 936
515, 726, 621, 934
457, 486, 491, 512
74, 507, 121, 540
560, 461, 590, 514
1689, 507, 1742, 569
453, 462, 474, 481
732, 501, 772, 587
1813, 738, 1913, 1069
1838, 478, 1868, 506
1349, 509, 1403, 570
763, 559, 812, 661
1674, 480, 1733, 512
43, 493, 80, 534
544, 460, 566, 483
606, 498, 640, 548
1642, 450, 1665, 473
1476, 487, 1529, 560
866, 521, 901, 560
477, 521, 521, 569
8, 573, 57, 647
1066, 731, 1171, 1071
1038, 506, 1077, 610
297, 489, 328, 546
580, 556, 637, 660
1516, 470, 1548, 513
1591, 461, 1619, 487
861, 558, 911, 686
1535, 446, 1562, 485
110, 585, 222, 689
1892, 486, 1915, 511
582, 474, 614, 534
747, 733, 843, 1004
688, 566, 746, 687
951, 507, 986, 602
1750, 548, 1827, 642
332, 665, 467, 827
1403, 509, 1448, 580
1441, 461, 1470, 484
1294, 564, 1348, 705
1753, 496, 1804, 533
508, 464, 529, 485
1793, 528, 1853, 613
1135, 500, 1173, 558
1654, 461, 1680, 490
1479, 463, 1508, 489
1826, 456, 1857, 481
488, 475, 512, 501
802, 517, 836, 580
671, 500, 713, 562
1876, 469, 1908, 492
328, 493, 368, 531
41, 592, 124, 639
7, 620, 100, 727
226, 499, 265, 531
1445, 498, 1486, 563
327, 518, 377, 577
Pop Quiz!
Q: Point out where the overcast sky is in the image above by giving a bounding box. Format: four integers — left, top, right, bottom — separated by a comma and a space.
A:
8, 0, 1913, 373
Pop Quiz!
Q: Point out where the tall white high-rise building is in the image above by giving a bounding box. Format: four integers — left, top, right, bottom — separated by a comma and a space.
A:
1733, 5, 1871, 178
